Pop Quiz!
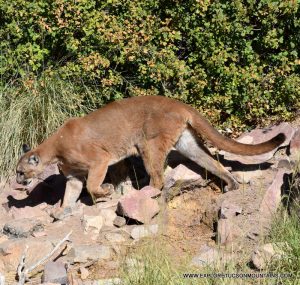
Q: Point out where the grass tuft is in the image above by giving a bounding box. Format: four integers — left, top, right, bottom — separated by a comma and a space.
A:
0, 75, 96, 176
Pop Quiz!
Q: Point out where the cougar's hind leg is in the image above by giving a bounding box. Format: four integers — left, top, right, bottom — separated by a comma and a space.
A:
175, 129, 239, 191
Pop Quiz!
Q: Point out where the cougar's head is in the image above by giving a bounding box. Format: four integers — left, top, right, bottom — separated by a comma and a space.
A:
16, 144, 43, 185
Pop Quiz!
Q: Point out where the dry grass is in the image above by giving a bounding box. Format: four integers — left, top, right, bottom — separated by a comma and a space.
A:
0, 75, 96, 176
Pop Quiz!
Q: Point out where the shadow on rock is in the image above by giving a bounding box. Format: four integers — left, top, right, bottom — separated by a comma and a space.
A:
6, 174, 66, 209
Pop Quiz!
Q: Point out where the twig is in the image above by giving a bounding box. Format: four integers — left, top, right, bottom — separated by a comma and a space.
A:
17, 245, 28, 285
17, 231, 72, 284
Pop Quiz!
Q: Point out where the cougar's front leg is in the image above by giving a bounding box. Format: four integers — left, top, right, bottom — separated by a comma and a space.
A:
87, 161, 113, 200
51, 176, 83, 221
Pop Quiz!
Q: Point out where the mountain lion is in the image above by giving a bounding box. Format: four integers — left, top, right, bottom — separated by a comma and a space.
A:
16, 96, 285, 219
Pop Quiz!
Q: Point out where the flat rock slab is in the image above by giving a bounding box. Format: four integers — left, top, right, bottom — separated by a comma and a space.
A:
259, 168, 289, 219
67, 244, 111, 263
42, 261, 68, 284
164, 164, 204, 190
0, 238, 54, 272
222, 123, 295, 164
289, 128, 300, 160
3, 218, 44, 238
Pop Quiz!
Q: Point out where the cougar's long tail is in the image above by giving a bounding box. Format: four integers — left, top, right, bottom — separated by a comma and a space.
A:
188, 109, 285, 155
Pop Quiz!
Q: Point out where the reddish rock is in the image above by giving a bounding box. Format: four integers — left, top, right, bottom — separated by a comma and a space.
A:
139, 186, 161, 198
222, 123, 295, 164
259, 168, 288, 218
116, 190, 160, 224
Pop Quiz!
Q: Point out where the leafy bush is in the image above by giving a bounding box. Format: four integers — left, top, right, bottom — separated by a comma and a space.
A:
0, 0, 300, 129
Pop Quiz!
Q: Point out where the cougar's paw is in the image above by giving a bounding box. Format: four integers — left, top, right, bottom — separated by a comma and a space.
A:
224, 180, 240, 193
101, 183, 115, 195
50, 207, 72, 221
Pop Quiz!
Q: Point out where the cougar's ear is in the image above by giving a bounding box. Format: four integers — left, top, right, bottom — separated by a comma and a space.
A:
28, 154, 39, 166
22, 144, 31, 153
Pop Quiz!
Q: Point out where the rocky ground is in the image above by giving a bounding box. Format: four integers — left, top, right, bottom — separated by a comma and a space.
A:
0, 122, 299, 284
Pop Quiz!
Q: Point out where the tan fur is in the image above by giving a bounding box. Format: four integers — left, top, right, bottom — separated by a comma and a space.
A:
16, 96, 285, 217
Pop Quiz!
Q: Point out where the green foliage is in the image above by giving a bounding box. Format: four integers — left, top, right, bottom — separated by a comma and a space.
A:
0, 0, 300, 129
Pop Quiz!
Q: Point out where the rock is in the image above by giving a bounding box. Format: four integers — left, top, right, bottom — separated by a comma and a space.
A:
276, 159, 294, 170
130, 224, 158, 240
3, 218, 44, 238
252, 243, 286, 270
115, 181, 135, 195
0, 235, 8, 244
82, 279, 122, 285
81, 215, 104, 234
113, 216, 126, 228
220, 200, 242, 219
222, 123, 294, 164
233, 169, 263, 184
191, 245, 233, 267
217, 219, 243, 245
116, 190, 160, 224
290, 128, 300, 161
67, 244, 111, 263
259, 169, 288, 219
79, 266, 89, 280
100, 209, 117, 227
200, 204, 219, 229
139, 186, 161, 198
164, 164, 203, 190
105, 233, 126, 243
97, 200, 119, 210
42, 261, 67, 284
32, 231, 47, 238
9, 206, 50, 222
0, 238, 54, 272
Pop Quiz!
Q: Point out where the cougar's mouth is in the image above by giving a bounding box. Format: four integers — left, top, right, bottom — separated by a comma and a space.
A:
22, 178, 33, 186
16, 171, 33, 186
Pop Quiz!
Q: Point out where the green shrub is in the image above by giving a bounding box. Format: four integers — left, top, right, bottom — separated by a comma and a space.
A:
0, 0, 300, 128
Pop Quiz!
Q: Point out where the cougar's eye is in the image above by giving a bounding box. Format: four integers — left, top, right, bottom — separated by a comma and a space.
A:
17, 171, 24, 176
